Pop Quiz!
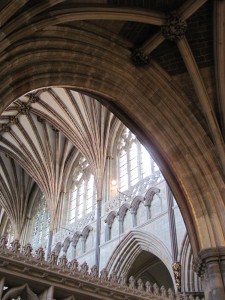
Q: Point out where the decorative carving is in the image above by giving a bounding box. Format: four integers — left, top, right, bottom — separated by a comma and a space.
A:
128, 276, 136, 289
160, 285, 167, 297
48, 251, 58, 267
58, 254, 68, 271
18, 103, 30, 114
35, 247, 45, 263
145, 281, 152, 294
118, 273, 127, 286
137, 278, 144, 291
188, 295, 194, 300
182, 292, 188, 300
168, 288, 175, 300
80, 261, 89, 275
172, 262, 181, 292
90, 264, 99, 278
69, 258, 79, 274
10, 239, 21, 253
153, 283, 160, 296
23, 243, 33, 257
131, 48, 150, 67
29, 94, 39, 103
0, 235, 8, 250
100, 268, 108, 281
161, 15, 187, 41
109, 270, 118, 283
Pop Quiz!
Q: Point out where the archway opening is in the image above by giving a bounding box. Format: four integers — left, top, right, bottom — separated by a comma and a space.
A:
127, 250, 174, 290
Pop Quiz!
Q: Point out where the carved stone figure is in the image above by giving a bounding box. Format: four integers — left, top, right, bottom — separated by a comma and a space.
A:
23, 243, 33, 257
137, 278, 144, 291
128, 276, 136, 289
100, 268, 108, 281
119, 273, 127, 286
69, 258, 79, 274
80, 261, 89, 275
10, 239, 21, 253
48, 251, 57, 267
90, 265, 99, 278
160, 285, 167, 297
58, 254, 68, 271
153, 283, 160, 296
145, 281, 152, 294
35, 247, 45, 263
0, 235, 8, 250
109, 270, 118, 283
172, 262, 182, 292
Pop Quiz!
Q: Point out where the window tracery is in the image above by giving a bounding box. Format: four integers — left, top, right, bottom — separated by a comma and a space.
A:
32, 196, 50, 249
69, 157, 96, 224
117, 128, 159, 192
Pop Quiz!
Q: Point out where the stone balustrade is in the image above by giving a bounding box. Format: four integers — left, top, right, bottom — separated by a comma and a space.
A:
0, 236, 204, 300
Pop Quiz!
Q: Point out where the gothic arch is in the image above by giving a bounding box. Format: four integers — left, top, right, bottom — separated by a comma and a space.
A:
130, 196, 144, 214
0, 24, 224, 256
144, 187, 160, 207
118, 203, 130, 221
62, 236, 71, 254
178, 234, 202, 293
106, 230, 175, 287
105, 211, 117, 228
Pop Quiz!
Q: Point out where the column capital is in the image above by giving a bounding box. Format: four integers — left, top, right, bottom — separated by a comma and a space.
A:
193, 247, 225, 276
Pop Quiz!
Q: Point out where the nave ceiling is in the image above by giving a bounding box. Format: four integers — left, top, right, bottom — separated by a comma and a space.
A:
0, 0, 224, 254
0, 88, 121, 236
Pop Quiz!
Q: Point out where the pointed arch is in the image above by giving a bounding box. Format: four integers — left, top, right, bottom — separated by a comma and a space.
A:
106, 230, 175, 288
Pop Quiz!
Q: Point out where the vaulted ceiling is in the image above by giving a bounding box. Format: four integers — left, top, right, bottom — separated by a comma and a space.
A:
0, 0, 224, 253
0, 88, 121, 235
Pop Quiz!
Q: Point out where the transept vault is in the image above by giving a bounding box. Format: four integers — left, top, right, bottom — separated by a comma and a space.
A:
0, 1, 224, 299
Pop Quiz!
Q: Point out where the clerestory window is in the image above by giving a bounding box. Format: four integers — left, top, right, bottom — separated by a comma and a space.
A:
117, 128, 159, 192
69, 157, 96, 224
32, 196, 50, 249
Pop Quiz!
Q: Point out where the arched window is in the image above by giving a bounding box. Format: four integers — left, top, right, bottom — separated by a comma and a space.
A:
32, 196, 50, 249
117, 128, 159, 192
69, 157, 96, 223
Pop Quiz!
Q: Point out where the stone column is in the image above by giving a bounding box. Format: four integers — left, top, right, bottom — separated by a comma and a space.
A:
95, 199, 102, 268
166, 183, 178, 262
145, 204, 151, 220
118, 218, 123, 235
131, 210, 137, 228
105, 223, 110, 242
194, 247, 225, 300
47, 230, 53, 259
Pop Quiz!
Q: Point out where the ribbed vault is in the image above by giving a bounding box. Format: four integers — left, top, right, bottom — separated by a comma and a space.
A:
0, 0, 224, 257
0, 88, 121, 232
0, 153, 39, 239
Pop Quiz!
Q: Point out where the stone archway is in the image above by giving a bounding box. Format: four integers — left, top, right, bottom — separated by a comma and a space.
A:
0, 24, 224, 258
105, 230, 175, 289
